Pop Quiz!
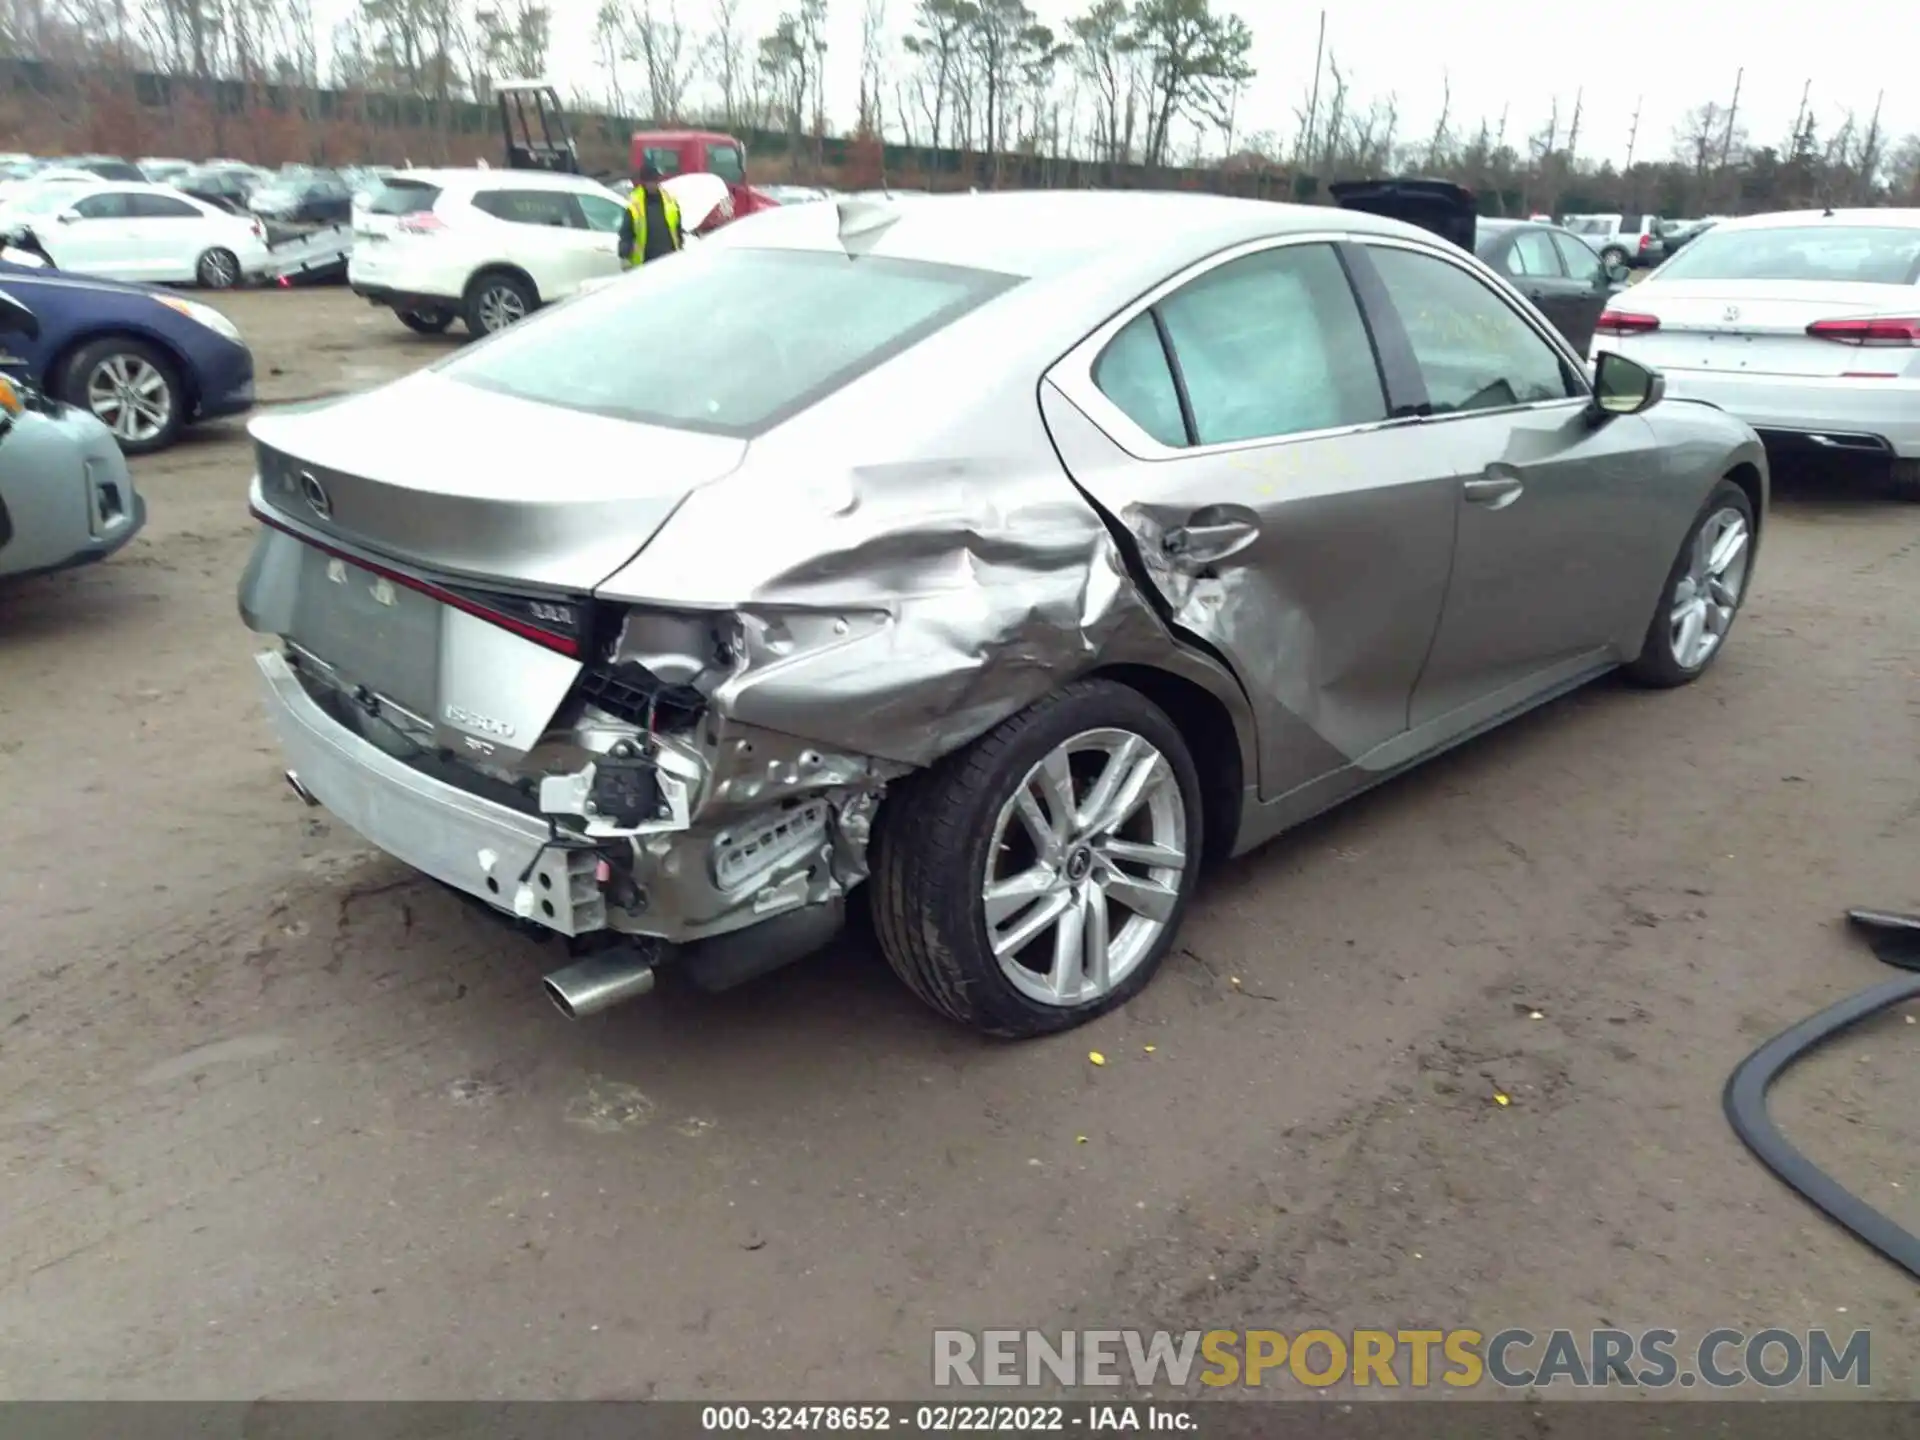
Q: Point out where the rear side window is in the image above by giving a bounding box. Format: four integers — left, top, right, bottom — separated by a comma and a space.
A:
1093, 314, 1187, 447
708, 145, 745, 184
368, 180, 441, 216
471, 189, 578, 227
130, 193, 200, 218
438, 248, 1015, 436
1656, 225, 1920, 286
1156, 243, 1387, 446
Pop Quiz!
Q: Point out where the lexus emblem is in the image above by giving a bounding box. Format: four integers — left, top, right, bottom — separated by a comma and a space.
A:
1722, 305, 1741, 322
297, 470, 332, 520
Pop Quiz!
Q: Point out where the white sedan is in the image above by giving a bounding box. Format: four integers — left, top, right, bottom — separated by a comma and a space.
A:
1594, 208, 1920, 492
0, 180, 272, 288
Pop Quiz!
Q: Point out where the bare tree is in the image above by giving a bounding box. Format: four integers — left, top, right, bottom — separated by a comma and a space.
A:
1426, 69, 1450, 168
628, 0, 698, 121
856, 0, 886, 137
699, 0, 748, 126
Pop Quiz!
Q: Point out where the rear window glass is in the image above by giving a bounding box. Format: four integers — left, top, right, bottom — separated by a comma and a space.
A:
368, 180, 441, 216
437, 247, 1016, 436
1658, 226, 1920, 285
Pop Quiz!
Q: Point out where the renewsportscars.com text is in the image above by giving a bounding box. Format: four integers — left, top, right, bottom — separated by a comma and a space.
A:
932, 1327, 1872, 1390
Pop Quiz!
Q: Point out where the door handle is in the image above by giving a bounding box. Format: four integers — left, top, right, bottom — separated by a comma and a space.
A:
1463, 473, 1525, 507
1162, 503, 1261, 564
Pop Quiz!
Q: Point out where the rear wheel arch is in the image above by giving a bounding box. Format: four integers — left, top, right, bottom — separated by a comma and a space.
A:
1088, 663, 1246, 869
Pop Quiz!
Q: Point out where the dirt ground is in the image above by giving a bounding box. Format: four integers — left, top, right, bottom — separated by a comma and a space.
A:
2, 287, 1917, 1402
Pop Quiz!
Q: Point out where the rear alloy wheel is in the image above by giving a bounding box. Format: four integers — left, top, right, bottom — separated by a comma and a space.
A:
1624, 479, 1755, 687
397, 307, 454, 334
872, 680, 1203, 1037
196, 247, 241, 289
1600, 245, 1629, 269
464, 272, 535, 335
64, 337, 182, 454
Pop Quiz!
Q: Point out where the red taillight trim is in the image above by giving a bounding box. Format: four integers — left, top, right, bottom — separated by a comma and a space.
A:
1596, 310, 1660, 336
396, 211, 446, 235
1806, 316, 1920, 347
1639, 233, 1652, 250
249, 504, 582, 657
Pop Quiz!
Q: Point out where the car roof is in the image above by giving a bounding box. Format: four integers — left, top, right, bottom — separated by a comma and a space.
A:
391, 167, 604, 192
714, 189, 1444, 281
1710, 208, 1920, 232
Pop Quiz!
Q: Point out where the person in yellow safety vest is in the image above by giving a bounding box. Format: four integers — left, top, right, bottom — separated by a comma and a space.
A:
617, 161, 683, 269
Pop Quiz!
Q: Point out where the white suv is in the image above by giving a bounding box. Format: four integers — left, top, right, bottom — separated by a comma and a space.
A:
348, 169, 630, 336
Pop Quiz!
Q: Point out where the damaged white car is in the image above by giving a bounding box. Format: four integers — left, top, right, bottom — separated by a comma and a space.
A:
240, 190, 1766, 1035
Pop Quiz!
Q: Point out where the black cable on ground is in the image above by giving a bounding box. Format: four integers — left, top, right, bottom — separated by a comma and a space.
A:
1723, 949, 1920, 1281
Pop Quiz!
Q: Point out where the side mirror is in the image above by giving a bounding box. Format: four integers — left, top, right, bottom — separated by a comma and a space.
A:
0, 286, 40, 339
54, 210, 78, 224
1604, 258, 1630, 284
1590, 351, 1663, 419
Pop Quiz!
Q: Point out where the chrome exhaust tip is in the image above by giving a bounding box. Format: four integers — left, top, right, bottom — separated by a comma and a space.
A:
543, 950, 657, 1019
285, 770, 320, 807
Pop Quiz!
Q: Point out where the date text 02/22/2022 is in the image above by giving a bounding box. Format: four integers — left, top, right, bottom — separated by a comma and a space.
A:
699, 1404, 1197, 1432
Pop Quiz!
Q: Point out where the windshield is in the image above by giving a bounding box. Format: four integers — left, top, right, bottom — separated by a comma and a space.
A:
9, 186, 82, 215
437, 247, 1017, 436
1657, 225, 1920, 285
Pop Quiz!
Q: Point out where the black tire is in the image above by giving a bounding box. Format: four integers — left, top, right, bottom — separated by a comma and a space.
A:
463, 271, 537, 336
1623, 478, 1756, 688
396, 307, 454, 334
60, 337, 184, 455
871, 679, 1205, 1038
196, 247, 241, 289
1887, 458, 1920, 501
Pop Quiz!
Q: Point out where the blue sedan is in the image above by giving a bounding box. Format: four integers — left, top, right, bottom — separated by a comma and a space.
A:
0, 242, 254, 454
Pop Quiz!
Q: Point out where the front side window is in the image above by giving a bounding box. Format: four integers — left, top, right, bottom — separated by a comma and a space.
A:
1552, 232, 1604, 284
438, 248, 1015, 436
575, 194, 626, 233
1156, 243, 1387, 446
641, 147, 685, 177
1509, 229, 1563, 277
1366, 245, 1575, 414
1092, 313, 1187, 447
708, 145, 745, 184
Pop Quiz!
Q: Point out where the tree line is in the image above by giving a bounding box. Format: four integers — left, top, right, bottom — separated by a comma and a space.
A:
1, 0, 1916, 213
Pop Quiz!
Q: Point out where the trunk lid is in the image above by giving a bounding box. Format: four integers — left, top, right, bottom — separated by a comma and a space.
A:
1610, 280, 1920, 377
248, 370, 747, 591
1331, 176, 1477, 252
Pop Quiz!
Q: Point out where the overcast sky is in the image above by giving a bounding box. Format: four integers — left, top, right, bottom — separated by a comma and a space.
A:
332, 0, 1920, 167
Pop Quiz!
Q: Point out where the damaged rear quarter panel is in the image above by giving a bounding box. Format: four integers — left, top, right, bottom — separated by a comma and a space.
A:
592, 322, 1257, 780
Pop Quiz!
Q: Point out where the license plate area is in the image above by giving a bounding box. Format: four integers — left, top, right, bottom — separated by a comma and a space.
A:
288, 545, 440, 719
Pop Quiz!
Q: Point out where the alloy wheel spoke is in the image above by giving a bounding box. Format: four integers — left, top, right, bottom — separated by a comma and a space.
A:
1087, 751, 1168, 838
1033, 750, 1077, 842
983, 864, 1058, 928
991, 888, 1073, 960
1012, 787, 1054, 854
1048, 898, 1087, 1002
1674, 598, 1708, 667
1707, 521, 1748, 577
1079, 887, 1111, 998
1098, 837, 1186, 870
1101, 869, 1179, 924
1075, 735, 1142, 834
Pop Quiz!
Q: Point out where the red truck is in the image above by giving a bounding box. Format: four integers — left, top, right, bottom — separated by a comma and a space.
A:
493, 80, 777, 233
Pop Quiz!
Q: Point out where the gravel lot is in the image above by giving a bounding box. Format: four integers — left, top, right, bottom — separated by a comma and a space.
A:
3, 286, 1917, 1400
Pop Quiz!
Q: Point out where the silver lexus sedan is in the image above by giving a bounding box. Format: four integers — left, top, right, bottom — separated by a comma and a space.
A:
238, 191, 1767, 1037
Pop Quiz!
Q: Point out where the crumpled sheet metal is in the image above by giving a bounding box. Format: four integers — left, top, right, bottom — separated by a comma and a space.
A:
602, 441, 1246, 774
